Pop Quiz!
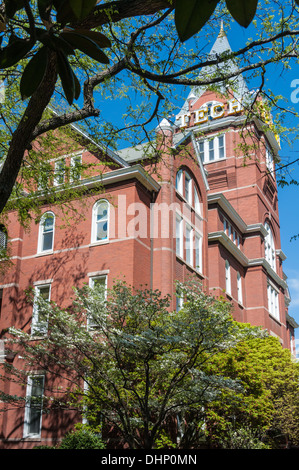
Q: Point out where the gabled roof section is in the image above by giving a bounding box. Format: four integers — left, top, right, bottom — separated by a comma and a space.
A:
176, 25, 250, 120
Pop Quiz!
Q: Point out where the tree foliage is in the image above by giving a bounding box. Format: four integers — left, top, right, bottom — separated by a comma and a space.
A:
0, 1, 298, 220
3, 279, 265, 449
204, 332, 299, 448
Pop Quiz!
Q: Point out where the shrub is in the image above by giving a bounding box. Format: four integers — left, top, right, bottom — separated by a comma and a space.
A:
58, 428, 105, 449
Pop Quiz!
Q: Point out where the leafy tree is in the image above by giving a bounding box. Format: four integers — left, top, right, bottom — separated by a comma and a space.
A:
3, 280, 264, 449
204, 331, 299, 448
0, 0, 298, 218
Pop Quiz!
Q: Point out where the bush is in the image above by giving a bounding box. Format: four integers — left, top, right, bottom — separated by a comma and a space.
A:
58, 428, 105, 449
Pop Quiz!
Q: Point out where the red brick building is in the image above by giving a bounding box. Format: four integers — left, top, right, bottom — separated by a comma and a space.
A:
0, 29, 297, 448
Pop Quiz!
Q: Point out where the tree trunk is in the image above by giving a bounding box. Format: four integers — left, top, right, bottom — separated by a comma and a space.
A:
0, 52, 57, 214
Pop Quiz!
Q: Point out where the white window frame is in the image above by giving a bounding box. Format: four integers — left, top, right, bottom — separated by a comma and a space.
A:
54, 158, 66, 186
265, 144, 274, 173
91, 200, 109, 244
237, 272, 243, 305
176, 295, 184, 312
185, 223, 193, 266
70, 154, 82, 182
37, 212, 55, 254
195, 232, 203, 273
225, 260, 231, 296
267, 282, 280, 321
88, 275, 107, 328
264, 223, 276, 272
23, 375, 45, 438
198, 134, 226, 163
184, 172, 192, 205
32, 283, 51, 336
176, 214, 183, 258
175, 169, 183, 194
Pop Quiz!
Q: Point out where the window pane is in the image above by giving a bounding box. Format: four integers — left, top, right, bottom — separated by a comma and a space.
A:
209, 139, 214, 161
218, 135, 225, 159
96, 203, 108, 240
175, 170, 183, 193
27, 377, 44, 436
176, 217, 182, 257
186, 225, 192, 265
185, 173, 192, 203
42, 232, 53, 251
199, 141, 204, 162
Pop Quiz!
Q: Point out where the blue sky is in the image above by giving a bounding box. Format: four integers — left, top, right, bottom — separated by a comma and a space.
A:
226, 24, 299, 343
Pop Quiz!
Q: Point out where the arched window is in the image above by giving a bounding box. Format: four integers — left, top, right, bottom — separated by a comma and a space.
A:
38, 212, 55, 253
175, 169, 202, 214
264, 222, 276, 271
225, 260, 231, 295
175, 169, 183, 194
184, 171, 192, 204
92, 200, 109, 243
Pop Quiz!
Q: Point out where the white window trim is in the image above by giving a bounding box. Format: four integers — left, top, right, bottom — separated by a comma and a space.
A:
264, 223, 276, 272
23, 375, 45, 439
198, 133, 226, 163
70, 154, 82, 182
91, 199, 110, 245
31, 284, 51, 336
185, 223, 193, 267
184, 172, 193, 205
176, 214, 183, 258
54, 158, 66, 186
88, 275, 107, 328
225, 260, 231, 296
195, 232, 203, 274
267, 281, 280, 321
37, 212, 55, 254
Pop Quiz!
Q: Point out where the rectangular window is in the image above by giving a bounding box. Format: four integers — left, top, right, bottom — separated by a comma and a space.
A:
32, 284, 51, 335
267, 283, 280, 321
88, 275, 107, 328
195, 233, 202, 273
199, 141, 204, 162
266, 145, 274, 173
225, 261, 231, 295
218, 135, 225, 159
208, 139, 214, 161
70, 155, 82, 182
185, 224, 193, 266
176, 296, 183, 312
198, 134, 226, 163
176, 215, 183, 258
24, 375, 44, 438
54, 159, 65, 186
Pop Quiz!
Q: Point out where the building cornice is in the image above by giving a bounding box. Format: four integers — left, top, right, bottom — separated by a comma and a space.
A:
208, 230, 288, 290
81, 164, 161, 193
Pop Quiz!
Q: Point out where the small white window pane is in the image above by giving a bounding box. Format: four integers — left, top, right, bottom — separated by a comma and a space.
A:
209, 139, 214, 161
176, 216, 183, 257
185, 224, 193, 266
175, 170, 183, 194
218, 135, 225, 159
185, 173, 192, 204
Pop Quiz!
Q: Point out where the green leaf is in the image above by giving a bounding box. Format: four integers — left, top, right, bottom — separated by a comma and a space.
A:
20, 46, 48, 100
34, 28, 75, 56
0, 38, 32, 69
68, 0, 97, 20
67, 29, 111, 49
56, 50, 76, 105
225, 0, 258, 28
61, 32, 109, 64
175, 0, 219, 42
